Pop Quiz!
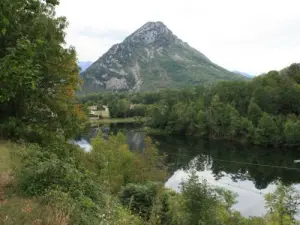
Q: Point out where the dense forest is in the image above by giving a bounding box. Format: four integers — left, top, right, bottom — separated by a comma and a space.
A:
1, 0, 300, 224
79, 63, 300, 148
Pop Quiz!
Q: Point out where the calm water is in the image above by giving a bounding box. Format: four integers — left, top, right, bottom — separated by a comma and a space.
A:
75, 123, 300, 217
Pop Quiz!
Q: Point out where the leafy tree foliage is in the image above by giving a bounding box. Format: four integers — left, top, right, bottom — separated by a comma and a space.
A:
265, 184, 300, 225
248, 97, 263, 126
85, 133, 167, 194
284, 118, 300, 147
254, 113, 280, 146
0, 0, 83, 141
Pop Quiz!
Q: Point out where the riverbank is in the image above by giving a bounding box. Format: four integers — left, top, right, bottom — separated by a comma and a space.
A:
90, 117, 147, 125
137, 127, 169, 135
138, 127, 248, 144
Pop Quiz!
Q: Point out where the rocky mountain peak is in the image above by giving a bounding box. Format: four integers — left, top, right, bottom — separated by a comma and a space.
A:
125, 21, 176, 45
81, 21, 245, 93
140, 21, 167, 29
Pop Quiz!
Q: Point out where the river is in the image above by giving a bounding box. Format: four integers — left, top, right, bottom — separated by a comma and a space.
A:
74, 123, 300, 217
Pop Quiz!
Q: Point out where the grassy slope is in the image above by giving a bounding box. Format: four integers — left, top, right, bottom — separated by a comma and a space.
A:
0, 142, 12, 173
0, 141, 26, 173
0, 141, 143, 225
0, 142, 69, 225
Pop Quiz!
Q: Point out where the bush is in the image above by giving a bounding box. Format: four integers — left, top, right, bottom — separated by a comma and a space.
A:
88, 133, 167, 194
17, 141, 104, 225
99, 196, 143, 225
119, 182, 158, 219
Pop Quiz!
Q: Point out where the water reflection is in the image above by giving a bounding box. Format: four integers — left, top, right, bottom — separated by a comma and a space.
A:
74, 123, 146, 152
71, 139, 92, 152
152, 135, 300, 216
165, 168, 278, 217
77, 123, 300, 216
151, 135, 300, 188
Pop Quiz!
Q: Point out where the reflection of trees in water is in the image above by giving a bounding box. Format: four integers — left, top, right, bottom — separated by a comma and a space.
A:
151, 135, 300, 190
83, 123, 146, 148
127, 131, 145, 151
81, 124, 300, 190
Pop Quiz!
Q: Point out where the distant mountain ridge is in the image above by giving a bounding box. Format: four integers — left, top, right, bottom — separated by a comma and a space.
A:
81, 21, 246, 92
78, 61, 93, 72
232, 70, 254, 78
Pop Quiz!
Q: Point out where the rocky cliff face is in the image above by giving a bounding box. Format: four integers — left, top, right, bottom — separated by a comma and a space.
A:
81, 21, 245, 92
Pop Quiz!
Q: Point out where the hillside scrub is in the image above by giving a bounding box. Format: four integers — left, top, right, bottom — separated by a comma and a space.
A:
0, 134, 165, 225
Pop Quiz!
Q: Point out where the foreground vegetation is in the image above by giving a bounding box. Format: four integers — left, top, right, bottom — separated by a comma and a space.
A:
2, 137, 300, 225
80, 63, 300, 148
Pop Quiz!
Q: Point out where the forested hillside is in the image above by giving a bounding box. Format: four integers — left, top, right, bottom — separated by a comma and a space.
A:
79, 63, 300, 148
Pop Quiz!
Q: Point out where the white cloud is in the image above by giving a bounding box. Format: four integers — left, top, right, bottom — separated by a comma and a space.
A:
57, 0, 300, 74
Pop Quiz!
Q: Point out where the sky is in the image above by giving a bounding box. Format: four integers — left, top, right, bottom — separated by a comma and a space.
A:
57, 0, 300, 75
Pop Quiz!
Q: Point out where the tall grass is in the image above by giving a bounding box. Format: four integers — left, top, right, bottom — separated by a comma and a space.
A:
0, 141, 70, 225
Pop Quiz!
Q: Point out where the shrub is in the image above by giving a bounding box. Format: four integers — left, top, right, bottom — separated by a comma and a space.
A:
89, 133, 167, 193
119, 182, 158, 219
17, 141, 104, 225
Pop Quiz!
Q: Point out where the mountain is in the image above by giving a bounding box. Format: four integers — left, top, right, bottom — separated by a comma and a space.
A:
81, 21, 246, 92
232, 70, 254, 78
78, 61, 93, 72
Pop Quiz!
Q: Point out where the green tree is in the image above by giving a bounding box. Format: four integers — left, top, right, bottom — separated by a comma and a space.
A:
118, 99, 130, 117
166, 102, 197, 134
254, 113, 280, 146
179, 172, 246, 225
196, 110, 208, 137
286, 63, 300, 84
265, 184, 300, 225
207, 95, 224, 138
234, 117, 254, 141
0, 0, 83, 141
90, 132, 137, 193
89, 133, 167, 194
248, 97, 262, 126
284, 118, 300, 147
207, 95, 240, 139
181, 172, 220, 225
128, 104, 147, 117
148, 104, 169, 129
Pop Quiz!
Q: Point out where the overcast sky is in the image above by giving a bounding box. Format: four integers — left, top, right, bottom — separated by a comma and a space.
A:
57, 0, 300, 75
